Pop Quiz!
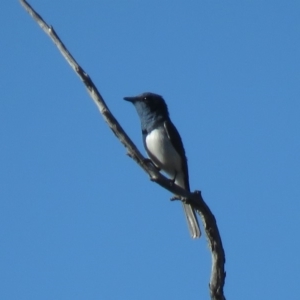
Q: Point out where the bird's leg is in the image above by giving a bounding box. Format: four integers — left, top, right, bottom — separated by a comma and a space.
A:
143, 158, 161, 171
169, 172, 185, 201
169, 171, 177, 186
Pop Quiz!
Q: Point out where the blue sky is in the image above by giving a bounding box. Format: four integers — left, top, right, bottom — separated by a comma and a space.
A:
1, 1, 299, 299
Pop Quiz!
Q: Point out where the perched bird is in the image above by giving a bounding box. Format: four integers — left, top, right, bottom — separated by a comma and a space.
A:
124, 92, 201, 238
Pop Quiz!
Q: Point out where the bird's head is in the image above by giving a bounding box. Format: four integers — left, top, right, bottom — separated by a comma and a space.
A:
124, 92, 169, 121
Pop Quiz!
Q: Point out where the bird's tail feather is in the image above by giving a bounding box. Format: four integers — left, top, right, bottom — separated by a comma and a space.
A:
182, 203, 201, 239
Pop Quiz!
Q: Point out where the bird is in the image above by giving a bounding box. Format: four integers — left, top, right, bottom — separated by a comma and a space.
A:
124, 92, 201, 238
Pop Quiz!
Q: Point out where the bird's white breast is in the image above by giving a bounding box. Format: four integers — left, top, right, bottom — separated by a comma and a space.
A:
145, 128, 182, 182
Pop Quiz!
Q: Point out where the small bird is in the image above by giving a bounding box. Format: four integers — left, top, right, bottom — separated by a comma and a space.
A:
124, 92, 201, 238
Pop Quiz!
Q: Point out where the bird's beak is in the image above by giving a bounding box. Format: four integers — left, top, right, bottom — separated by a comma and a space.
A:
123, 96, 137, 103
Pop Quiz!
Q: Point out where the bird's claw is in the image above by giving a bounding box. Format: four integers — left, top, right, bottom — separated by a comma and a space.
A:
144, 158, 160, 171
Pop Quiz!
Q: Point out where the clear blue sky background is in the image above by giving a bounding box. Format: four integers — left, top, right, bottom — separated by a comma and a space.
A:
1, 1, 299, 299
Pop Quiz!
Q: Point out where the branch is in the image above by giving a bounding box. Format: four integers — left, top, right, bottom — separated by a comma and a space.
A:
19, 1, 226, 299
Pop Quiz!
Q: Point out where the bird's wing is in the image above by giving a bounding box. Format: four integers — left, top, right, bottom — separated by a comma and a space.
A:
164, 120, 190, 191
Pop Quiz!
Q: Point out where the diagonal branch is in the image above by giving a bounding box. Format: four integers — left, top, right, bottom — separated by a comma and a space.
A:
19, 1, 226, 299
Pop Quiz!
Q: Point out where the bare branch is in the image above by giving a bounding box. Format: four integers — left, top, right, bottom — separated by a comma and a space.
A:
19, 1, 226, 299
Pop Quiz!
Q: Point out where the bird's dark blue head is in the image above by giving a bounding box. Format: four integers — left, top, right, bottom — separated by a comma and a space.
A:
124, 92, 169, 130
